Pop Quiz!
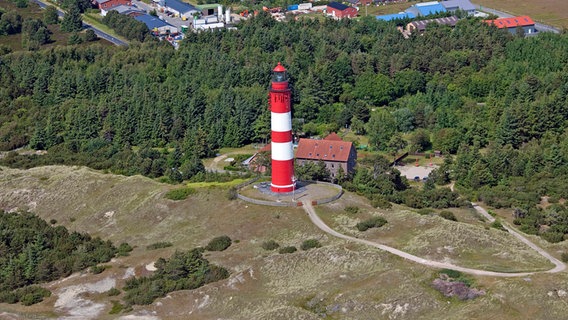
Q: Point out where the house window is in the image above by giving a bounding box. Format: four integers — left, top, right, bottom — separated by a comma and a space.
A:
316, 153, 319, 157
331, 164, 334, 168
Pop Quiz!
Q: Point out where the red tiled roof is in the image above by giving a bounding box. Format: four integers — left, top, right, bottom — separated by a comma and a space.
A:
296, 138, 353, 162
259, 143, 271, 152
323, 132, 342, 141
484, 16, 534, 29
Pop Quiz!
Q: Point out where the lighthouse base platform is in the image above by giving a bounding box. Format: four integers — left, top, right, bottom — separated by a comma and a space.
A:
237, 180, 343, 207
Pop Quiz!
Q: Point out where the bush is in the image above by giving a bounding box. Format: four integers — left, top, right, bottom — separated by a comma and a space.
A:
261, 240, 280, 251
50, 219, 57, 224
300, 239, 322, 250
109, 300, 124, 314
14, 286, 51, 306
146, 242, 173, 250
205, 236, 232, 251
490, 220, 507, 232
107, 287, 121, 296
541, 231, 564, 243
122, 248, 229, 306
90, 265, 110, 274
117, 242, 133, 256
561, 252, 568, 263
356, 216, 387, 232
278, 246, 297, 254
226, 187, 237, 200
344, 206, 359, 214
371, 196, 392, 209
439, 210, 457, 221
165, 187, 196, 200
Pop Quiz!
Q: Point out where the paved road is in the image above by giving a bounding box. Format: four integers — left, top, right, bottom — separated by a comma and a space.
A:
31, 0, 128, 46
303, 201, 565, 277
474, 2, 560, 34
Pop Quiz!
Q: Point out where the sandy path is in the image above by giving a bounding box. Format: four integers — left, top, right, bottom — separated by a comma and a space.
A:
303, 201, 565, 277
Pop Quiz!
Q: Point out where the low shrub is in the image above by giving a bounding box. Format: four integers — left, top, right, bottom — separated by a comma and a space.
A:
344, 206, 359, 214
90, 265, 110, 274
278, 246, 297, 254
205, 236, 232, 251
371, 196, 392, 209
300, 239, 322, 250
356, 216, 387, 232
0, 287, 51, 306
146, 242, 173, 250
165, 187, 196, 200
490, 220, 507, 232
439, 211, 457, 221
109, 300, 124, 314
541, 231, 564, 243
261, 240, 280, 251
107, 288, 121, 296
417, 208, 434, 215
226, 187, 237, 200
561, 252, 568, 263
117, 243, 133, 256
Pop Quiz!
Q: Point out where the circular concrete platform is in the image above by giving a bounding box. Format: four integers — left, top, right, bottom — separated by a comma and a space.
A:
237, 180, 343, 207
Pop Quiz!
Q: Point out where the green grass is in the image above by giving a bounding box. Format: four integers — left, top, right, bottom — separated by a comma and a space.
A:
186, 179, 247, 188
164, 187, 196, 200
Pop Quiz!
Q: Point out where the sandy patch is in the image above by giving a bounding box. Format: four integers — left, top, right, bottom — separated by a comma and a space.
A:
55, 277, 116, 319
145, 262, 157, 272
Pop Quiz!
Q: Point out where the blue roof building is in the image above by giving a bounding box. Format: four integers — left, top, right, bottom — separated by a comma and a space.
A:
405, 1, 446, 17
163, 0, 198, 17
135, 14, 178, 33
376, 12, 415, 21
328, 2, 349, 11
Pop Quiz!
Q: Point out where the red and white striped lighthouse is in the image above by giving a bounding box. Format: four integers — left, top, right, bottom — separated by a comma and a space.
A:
270, 63, 295, 193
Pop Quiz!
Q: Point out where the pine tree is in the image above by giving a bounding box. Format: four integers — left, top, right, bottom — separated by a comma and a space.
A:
61, 5, 82, 33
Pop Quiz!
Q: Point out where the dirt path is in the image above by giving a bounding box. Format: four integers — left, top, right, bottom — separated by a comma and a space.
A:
303, 201, 565, 277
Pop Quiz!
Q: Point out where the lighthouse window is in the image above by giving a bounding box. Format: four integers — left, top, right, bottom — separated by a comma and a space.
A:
329, 145, 332, 149
309, 153, 312, 156
316, 153, 319, 157
340, 146, 343, 150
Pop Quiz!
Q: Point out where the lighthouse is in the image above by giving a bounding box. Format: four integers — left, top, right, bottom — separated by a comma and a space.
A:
269, 63, 295, 193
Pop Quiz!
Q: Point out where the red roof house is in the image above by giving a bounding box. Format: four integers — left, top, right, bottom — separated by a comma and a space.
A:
324, 132, 342, 141
295, 138, 357, 178
326, 2, 358, 19
93, 0, 131, 10
484, 16, 537, 35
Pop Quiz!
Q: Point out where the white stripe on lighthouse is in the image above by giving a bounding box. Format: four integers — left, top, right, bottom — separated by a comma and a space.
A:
271, 141, 294, 161
271, 112, 292, 132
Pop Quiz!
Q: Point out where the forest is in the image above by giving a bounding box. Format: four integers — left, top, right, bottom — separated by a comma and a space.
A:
0, 211, 120, 305
0, 12, 568, 240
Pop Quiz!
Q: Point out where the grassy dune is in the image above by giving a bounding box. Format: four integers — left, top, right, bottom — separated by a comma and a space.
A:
1, 166, 568, 319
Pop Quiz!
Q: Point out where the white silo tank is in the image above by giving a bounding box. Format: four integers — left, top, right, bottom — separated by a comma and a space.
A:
218, 5, 222, 19
225, 7, 230, 24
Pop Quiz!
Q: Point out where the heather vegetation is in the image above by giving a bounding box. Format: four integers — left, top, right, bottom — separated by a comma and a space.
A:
0, 211, 120, 305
